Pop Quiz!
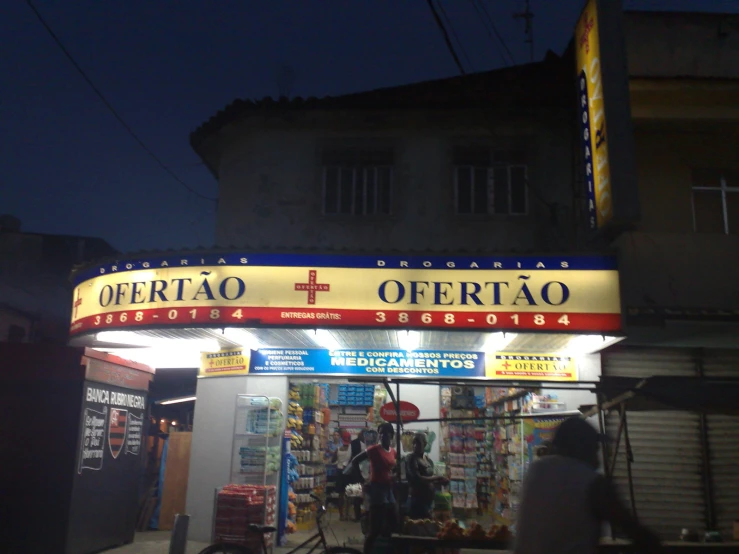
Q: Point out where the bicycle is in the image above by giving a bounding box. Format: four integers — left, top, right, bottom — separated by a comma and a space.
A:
198, 493, 363, 554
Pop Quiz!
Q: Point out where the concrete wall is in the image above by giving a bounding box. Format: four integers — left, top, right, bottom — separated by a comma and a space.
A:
631, 122, 739, 233
214, 115, 575, 253
625, 12, 739, 79
186, 376, 289, 542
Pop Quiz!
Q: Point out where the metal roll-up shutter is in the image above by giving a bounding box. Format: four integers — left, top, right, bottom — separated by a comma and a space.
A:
702, 349, 739, 537
602, 347, 704, 540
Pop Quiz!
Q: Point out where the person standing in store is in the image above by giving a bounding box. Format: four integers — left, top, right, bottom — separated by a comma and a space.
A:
405, 432, 448, 519
326, 429, 344, 462
344, 429, 367, 521
335, 431, 353, 520
514, 417, 662, 554
347, 422, 397, 554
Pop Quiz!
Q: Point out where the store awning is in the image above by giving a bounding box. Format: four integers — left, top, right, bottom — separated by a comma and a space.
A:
582, 375, 739, 415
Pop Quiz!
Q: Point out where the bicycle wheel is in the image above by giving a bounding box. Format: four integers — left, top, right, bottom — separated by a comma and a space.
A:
196, 544, 254, 554
325, 547, 363, 554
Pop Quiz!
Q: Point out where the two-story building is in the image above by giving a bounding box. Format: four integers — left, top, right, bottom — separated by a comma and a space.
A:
62, 5, 739, 546
597, 10, 739, 540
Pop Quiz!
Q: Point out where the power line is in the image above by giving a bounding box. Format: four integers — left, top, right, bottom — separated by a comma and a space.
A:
426, 0, 466, 75
475, 0, 516, 66
470, 0, 512, 66
23, 0, 218, 203
436, 0, 474, 72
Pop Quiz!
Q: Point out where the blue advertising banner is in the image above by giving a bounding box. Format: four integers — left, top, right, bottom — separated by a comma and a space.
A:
249, 349, 485, 378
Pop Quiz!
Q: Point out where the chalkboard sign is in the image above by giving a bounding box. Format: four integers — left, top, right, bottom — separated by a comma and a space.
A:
66, 381, 149, 554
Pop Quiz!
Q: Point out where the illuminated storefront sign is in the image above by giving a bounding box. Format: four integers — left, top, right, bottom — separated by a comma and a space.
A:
71, 253, 621, 335
198, 347, 578, 382
576, 0, 612, 230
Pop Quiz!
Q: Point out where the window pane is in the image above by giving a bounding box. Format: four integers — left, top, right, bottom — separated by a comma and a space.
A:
473, 167, 488, 214
377, 167, 392, 215
365, 167, 377, 214
456, 167, 472, 214
339, 168, 354, 214
354, 169, 366, 215
510, 166, 527, 214
493, 166, 509, 214
727, 192, 739, 235
693, 190, 724, 233
324, 167, 339, 214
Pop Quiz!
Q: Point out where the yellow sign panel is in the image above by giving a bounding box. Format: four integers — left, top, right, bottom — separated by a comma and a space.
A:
69, 256, 621, 335
485, 352, 577, 382
576, 0, 612, 229
199, 349, 250, 378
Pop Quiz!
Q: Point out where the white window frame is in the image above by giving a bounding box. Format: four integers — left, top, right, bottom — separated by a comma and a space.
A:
453, 164, 528, 216
321, 165, 393, 216
691, 174, 739, 235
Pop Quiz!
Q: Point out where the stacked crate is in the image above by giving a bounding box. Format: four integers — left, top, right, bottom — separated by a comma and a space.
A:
213, 484, 277, 550
336, 384, 375, 406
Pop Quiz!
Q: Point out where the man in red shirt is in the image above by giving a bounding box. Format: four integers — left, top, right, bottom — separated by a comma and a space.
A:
348, 423, 397, 554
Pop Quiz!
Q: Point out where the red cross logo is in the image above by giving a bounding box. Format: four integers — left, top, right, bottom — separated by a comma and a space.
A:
580, 14, 594, 54
294, 270, 330, 305
501, 360, 511, 371
73, 289, 83, 319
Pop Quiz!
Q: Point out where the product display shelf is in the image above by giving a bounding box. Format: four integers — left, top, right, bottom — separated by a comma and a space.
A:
487, 388, 533, 529
230, 395, 284, 487
288, 383, 330, 531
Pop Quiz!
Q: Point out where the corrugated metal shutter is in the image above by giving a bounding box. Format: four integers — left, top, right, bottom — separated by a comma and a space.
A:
702, 349, 739, 537
602, 347, 704, 540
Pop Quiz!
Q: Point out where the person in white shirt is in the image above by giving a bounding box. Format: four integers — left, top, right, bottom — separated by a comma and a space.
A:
515, 417, 662, 554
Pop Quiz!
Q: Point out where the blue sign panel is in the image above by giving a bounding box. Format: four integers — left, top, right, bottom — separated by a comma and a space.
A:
249, 349, 485, 378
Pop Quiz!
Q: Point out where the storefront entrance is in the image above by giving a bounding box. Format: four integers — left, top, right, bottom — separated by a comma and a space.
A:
67, 251, 622, 549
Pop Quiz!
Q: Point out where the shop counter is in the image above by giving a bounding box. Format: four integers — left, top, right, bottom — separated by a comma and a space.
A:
390, 535, 739, 554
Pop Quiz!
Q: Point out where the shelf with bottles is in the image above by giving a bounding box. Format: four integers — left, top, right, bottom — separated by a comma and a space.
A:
231, 395, 284, 486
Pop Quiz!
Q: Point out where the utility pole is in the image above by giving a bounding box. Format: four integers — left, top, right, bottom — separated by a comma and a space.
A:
513, 0, 534, 63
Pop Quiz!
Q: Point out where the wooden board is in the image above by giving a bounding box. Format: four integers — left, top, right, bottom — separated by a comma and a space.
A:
158, 432, 192, 530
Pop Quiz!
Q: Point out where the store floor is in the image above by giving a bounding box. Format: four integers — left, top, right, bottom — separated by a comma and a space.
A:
105, 516, 362, 554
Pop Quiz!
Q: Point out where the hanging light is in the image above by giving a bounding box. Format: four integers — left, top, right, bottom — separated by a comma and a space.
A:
397, 330, 421, 351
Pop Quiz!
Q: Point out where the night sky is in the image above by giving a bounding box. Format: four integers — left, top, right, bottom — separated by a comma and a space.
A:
2, 0, 736, 254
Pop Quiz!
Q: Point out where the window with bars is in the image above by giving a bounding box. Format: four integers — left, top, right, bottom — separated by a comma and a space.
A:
692, 169, 739, 235
453, 147, 528, 215
321, 148, 393, 216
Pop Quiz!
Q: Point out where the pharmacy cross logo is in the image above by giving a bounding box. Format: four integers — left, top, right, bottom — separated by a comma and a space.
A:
501, 361, 512, 371
580, 14, 594, 54
73, 289, 83, 318
294, 270, 331, 305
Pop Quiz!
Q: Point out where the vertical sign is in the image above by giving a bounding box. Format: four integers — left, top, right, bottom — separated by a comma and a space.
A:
576, 0, 612, 230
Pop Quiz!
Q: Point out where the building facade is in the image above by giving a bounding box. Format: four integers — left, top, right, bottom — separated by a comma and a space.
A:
601, 11, 739, 540
191, 53, 582, 255
0, 215, 117, 344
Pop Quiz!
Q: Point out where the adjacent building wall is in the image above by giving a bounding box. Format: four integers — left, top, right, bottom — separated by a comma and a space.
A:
214, 114, 575, 253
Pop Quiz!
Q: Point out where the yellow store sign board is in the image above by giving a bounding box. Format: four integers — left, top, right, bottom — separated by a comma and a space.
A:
70, 253, 621, 336
576, 0, 612, 230
485, 353, 577, 382
199, 349, 250, 377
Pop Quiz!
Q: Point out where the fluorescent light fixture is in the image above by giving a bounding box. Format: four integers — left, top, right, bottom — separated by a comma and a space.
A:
100, 345, 209, 369
307, 329, 342, 351
97, 330, 155, 347
564, 335, 621, 355
397, 330, 421, 351
158, 396, 197, 405
223, 328, 263, 350
481, 332, 517, 352
96, 331, 219, 353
